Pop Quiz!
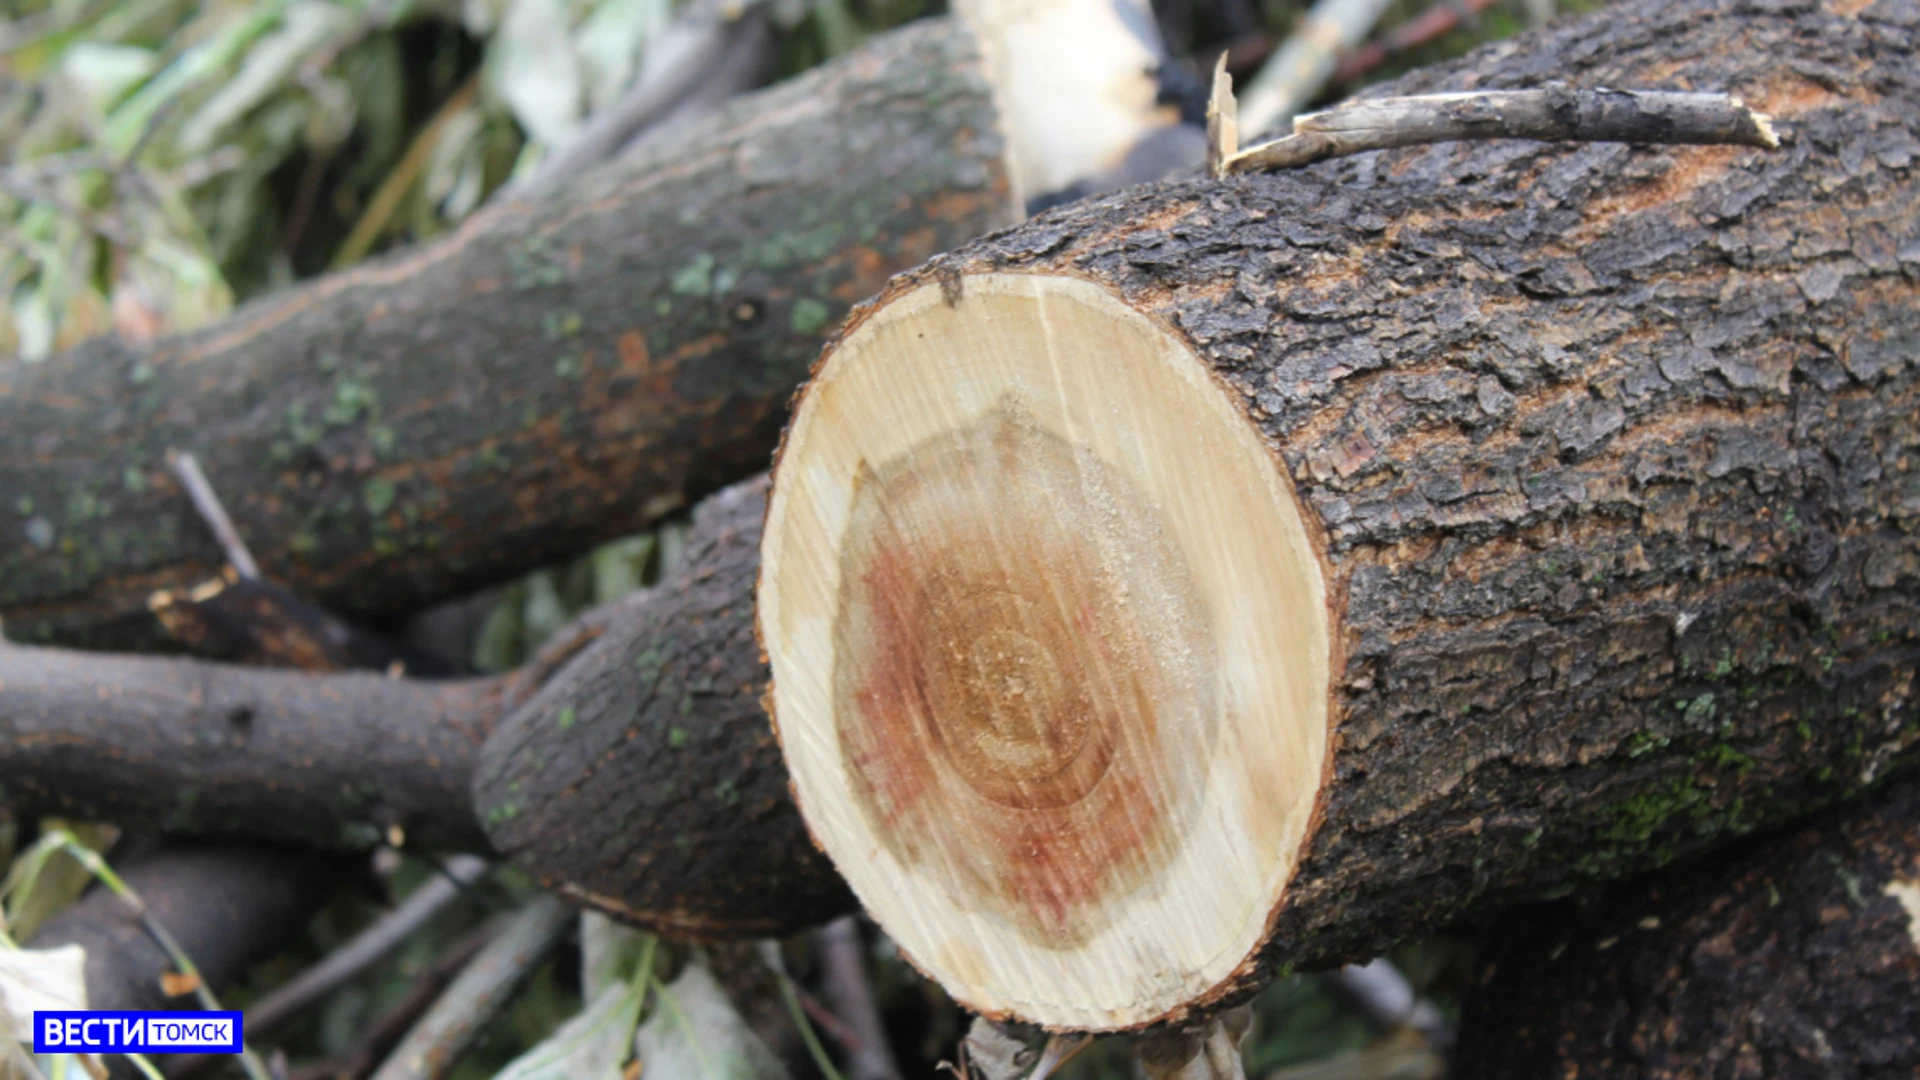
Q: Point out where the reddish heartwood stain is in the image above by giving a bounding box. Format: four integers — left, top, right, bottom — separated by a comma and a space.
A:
832, 401, 1217, 946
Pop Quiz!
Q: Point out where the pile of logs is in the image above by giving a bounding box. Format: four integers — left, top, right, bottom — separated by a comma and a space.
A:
2, 0, 1915, 1073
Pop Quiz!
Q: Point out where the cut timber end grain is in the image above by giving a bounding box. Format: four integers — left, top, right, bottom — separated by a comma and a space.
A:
760, 273, 1332, 1030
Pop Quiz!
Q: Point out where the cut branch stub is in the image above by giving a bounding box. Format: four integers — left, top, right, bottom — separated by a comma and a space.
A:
760, 274, 1333, 1029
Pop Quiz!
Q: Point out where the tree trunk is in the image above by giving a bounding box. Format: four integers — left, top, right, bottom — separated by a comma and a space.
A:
1454, 775, 1920, 1079
0, 17, 1015, 652
756, 0, 1920, 1030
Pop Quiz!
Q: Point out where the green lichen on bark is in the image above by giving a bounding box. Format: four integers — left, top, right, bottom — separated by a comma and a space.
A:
0, 18, 1013, 649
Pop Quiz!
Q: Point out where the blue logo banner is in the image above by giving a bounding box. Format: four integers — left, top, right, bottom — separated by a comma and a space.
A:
33, 1011, 244, 1054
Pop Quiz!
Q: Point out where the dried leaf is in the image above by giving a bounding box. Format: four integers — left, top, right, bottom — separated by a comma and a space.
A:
635, 961, 789, 1080
0, 944, 90, 1040
961, 1017, 1034, 1080
493, 981, 646, 1080
160, 969, 202, 997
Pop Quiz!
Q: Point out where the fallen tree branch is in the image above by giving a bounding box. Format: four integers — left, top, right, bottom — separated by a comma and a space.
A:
0, 645, 503, 852
473, 476, 855, 937
0, 17, 1016, 652
0, 551, 657, 854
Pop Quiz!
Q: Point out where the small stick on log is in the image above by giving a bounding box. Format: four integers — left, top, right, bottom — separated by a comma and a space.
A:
164, 451, 259, 582
1224, 85, 1778, 174
367, 895, 573, 1080
1214, 76, 1779, 177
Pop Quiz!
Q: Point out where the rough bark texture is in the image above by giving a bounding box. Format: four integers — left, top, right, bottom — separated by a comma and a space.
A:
0, 17, 1011, 651
1455, 776, 1920, 1079
474, 475, 855, 937
0, 644, 502, 850
793, 0, 1920, 1012
28, 845, 348, 1013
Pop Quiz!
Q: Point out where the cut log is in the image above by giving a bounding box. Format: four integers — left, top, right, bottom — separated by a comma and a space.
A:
0, 17, 1016, 651
757, 0, 1920, 1030
1454, 776, 1920, 1078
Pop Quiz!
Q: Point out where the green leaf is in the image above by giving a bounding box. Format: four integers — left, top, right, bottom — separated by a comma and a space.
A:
178, 1, 357, 154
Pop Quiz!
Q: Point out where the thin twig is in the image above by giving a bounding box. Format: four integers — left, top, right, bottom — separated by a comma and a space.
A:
280, 923, 494, 1080
816, 917, 902, 1080
795, 986, 863, 1053
1235, 0, 1397, 135
366, 895, 572, 1080
241, 855, 488, 1036
165, 450, 260, 580
1214, 80, 1779, 176
1029, 1034, 1093, 1080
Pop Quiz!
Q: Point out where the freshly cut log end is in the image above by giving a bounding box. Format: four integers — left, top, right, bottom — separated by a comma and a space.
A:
760, 273, 1334, 1030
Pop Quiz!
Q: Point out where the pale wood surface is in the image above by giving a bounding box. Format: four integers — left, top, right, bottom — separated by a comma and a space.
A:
761, 274, 1331, 1030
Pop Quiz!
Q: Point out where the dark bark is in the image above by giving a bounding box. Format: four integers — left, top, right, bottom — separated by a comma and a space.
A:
0, 17, 1012, 651
7, 0, 1916, 965
1455, 776, 1920, 1079
0, 643, 502, 851
473, 476, 856, 937
0, 540, 658, 852
792, 0, 1920, 1011
27, 845, 349, 1013
151, 573, 460, 675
